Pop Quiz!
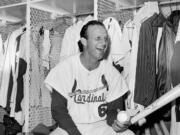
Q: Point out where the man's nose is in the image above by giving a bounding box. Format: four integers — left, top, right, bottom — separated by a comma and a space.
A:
100, 39, 107, 47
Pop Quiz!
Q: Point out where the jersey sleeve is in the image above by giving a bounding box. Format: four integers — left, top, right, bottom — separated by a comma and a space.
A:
51, 89, 82, 135
106, 65, 129, 102
44, 63, 71, 99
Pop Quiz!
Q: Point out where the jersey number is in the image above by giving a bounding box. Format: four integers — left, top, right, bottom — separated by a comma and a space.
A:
98, 103, 107, 117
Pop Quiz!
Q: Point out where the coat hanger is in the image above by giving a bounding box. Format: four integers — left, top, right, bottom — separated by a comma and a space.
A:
125, 18, 134, 29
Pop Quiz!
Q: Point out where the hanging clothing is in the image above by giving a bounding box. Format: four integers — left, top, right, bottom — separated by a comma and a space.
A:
133, 1, 159, 25
134, 13, 166, 107
59, 16, 94, 62
15, 32, 27, 112
7, 34, 23, 114
29, 29, 42, 107
35, 28, 52, 108
59, 21, 82, 61
6, 33, 25, 112
0, 34, 4, 87
167, 10, 180, 35
157, 22, 175, 97
128, 2, 160, 113
49, 32, 63, 68
39, 32, 63, 107
28, 27, 53, 127
6, 31, 27, 126
170, 41, 180, 135
103, 17, 131, 63
13, 32, 27, 126
120, 19, 134, 83
157, 10, 180, 98
170, 11, 180, 134
175, 19, 180, 43
156, 27, 163, 73
41, 29, 51, 69
39, 31, 52, 108
0, 27, 23, 108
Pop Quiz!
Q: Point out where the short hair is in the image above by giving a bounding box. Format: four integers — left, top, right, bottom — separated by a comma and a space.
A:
80, 20, 105, 39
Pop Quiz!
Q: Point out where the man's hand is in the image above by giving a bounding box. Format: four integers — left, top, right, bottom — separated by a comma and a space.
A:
112, 119, 130, 133
112, 109, 131, 133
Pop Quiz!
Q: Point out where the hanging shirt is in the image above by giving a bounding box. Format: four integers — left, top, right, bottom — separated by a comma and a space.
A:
0, 27, 23, 108
59, 16, 94, 62
103, 17, 131, 63
119, 19, 134, 83
59, 22, 81, 62
10, 32, 27, 125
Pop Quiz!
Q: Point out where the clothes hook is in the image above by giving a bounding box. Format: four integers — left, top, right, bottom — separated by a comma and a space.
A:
39, 26, 44, 35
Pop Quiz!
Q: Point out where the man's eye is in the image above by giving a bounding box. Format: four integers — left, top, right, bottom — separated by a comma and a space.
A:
96, 37, 101, 40
95, 37, 108, 42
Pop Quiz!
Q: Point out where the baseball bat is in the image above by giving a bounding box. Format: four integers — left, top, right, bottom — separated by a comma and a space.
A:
131, 84, 180, 124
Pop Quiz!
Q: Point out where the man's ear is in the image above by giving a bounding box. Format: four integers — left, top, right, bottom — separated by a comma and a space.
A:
80, 37, 87, 47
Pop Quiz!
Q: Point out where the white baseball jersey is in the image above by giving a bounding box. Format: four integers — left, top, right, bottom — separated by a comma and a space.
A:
45, 53, 130, 134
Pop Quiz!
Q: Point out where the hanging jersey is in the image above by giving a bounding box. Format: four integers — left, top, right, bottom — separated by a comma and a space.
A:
45, 53, 128, 124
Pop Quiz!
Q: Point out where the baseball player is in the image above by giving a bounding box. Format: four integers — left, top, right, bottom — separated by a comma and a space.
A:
44, 20, 134, 135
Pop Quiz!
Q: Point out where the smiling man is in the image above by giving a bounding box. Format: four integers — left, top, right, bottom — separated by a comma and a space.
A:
45, 20, 134, 135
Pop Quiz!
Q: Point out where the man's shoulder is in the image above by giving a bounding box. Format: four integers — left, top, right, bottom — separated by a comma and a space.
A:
102, 59, 122, 75
102, 59, 116, 69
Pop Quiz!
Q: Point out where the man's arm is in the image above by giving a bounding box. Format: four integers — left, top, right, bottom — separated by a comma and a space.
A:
106, 95, 125, 126
106, 94, 131, 133
51, 89, 81, 135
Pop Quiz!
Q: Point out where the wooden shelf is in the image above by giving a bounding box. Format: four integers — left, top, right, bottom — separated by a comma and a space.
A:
0, 1, 26, 22
30, 0, 94, 16
0, 0, 94, 23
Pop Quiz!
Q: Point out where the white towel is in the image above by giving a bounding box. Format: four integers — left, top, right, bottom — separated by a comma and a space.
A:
41, 30, 51, 69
